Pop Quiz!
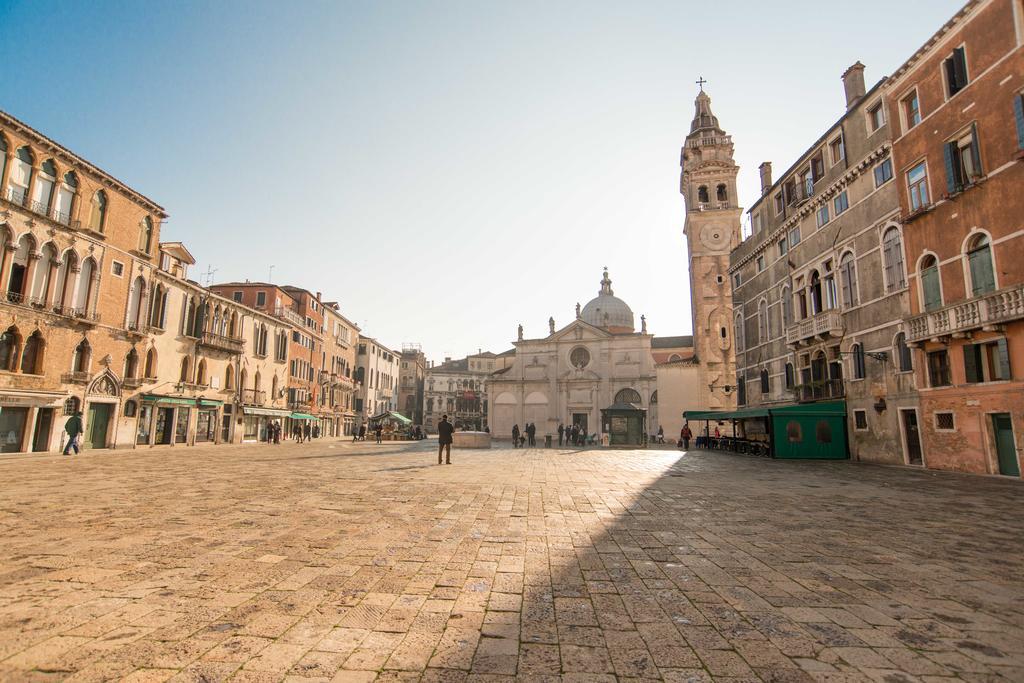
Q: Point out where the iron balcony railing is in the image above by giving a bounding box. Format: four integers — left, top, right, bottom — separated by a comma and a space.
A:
199, 331, 245, 354
793, 379, 846, 403
3, 187, 29, 208
786, 309, 844, 346
906, 283, 1024, 343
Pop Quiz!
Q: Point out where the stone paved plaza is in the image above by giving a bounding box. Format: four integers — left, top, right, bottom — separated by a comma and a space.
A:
0, 441, 1022, 682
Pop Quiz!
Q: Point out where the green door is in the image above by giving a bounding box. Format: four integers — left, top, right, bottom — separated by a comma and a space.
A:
992, 414, 1019, 477
86, 403, 111, 450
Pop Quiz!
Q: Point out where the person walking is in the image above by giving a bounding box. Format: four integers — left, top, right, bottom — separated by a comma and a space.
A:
273, 421, 281, 444
512, 424, 520, 448
437, 414, 454, 464
526, 422, 535, 447
681, 424, 692, 450
375, 423, 383, 444
358, 424, 366, 441
63, 410, 83, 455
657, 426, 664, 444
557, 423, 564, 447
304, 422, 312, 443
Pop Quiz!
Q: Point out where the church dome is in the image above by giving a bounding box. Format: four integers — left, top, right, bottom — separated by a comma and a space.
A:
581, 270, 634, 332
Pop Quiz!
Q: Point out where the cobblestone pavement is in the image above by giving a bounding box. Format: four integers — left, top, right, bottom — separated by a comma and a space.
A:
0, 441, 1022, 682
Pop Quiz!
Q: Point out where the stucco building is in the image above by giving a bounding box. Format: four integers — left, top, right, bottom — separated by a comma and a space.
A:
321, 301, 359, 436
398, 344, 426, 425
0, 109, 167, 452
423, 352, 495, 432
728, 63, 918, 464
889, 0, 1024, 477
354, 336, 399, 428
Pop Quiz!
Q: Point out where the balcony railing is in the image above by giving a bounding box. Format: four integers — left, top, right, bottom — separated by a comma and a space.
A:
242, 389, 267, 406
199, 331, 245, 354
3, 292, 48, 309
3, 187, 29, 208
685, 135, 733, 148
906, 283, 1024, 343
52, 306, 100, 324
793, 379, 845, 403
271, 305, 304, 326
785, 309, 844, 346
288, 399, 312, 411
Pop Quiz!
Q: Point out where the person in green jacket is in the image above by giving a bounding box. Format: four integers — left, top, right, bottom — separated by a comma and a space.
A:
63, 411, 83, 455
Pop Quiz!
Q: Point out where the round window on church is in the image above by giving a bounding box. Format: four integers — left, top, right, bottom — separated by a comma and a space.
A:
570, 346, 591, 369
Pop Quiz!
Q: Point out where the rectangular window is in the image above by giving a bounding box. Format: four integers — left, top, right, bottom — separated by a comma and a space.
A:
232, 291, 243, 303
784, 179, 798, 206
773, 193, 784, 215
874, 158, 893, 187
1015, 93, 1024, 150
903, 91, 921, 130
816, 204, 829, 228
751, 212, 762, 234
111, 260, 124, 277
756, 255, 765, 272
944, 125, 982, 194
934, 412, 955, 431
907, 162, 929, 211
255, 291, 266, 307
927, 350, 951, 387
854, 410, 868, 430
733, 272, 742, 289
829, 135, 845, 165
810, 153, 824, 182
833, 191, 849, 215
943, 46, 969, 98
867, 101, 885, 132
789, 226, 801, 248
778, 236, 788, 256
964, 339, 1011, 383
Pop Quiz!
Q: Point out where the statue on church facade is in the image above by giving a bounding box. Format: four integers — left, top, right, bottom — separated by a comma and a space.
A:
517, 324, 523, 341
549, 317, 555, 334
575, 302, 581, 319
641, 315, 647, 334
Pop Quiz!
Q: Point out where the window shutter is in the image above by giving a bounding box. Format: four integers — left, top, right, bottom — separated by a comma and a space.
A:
996, 338, 1011, 380
1015, 95, 1024, 150
964, 344, 980, 383
969, 248, 995, 295
944, 142, 958, 194
969, 123, 982, 176
923, 267, 942, 311
953, 47, 967, 89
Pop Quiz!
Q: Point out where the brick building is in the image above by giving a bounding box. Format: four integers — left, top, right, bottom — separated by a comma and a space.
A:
0, 109, 167, 452
321, 301, 359, 436
888, 0, 1024, 476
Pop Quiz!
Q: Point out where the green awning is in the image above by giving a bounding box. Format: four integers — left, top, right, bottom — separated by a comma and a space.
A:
141, 394, 196, 406
769, 401, 846, 417
198, 399, 223, 408
290, 412, 318, 420
684, 407, 769, 421
370, 411, 412, 424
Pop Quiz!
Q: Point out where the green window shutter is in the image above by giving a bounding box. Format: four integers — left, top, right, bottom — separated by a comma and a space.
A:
953, 47, 968, 89
969, 247, 995, 295
923, 266, 942, 311
996, 338, 1011, 380
969, 123, 982, 176
1015, 95, 1024, 150
943, 142, 958, 194
964, 344, 980, 383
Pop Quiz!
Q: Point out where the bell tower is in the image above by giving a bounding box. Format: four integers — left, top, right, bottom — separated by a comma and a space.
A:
680, 84, 741, 409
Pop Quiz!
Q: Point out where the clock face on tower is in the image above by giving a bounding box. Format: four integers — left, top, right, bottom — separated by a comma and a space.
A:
699, 223, 730, 251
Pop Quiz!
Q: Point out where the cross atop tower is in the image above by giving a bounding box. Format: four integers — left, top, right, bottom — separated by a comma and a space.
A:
696, 76, 707, 91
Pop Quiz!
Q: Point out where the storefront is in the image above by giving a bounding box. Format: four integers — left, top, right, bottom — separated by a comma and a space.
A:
0, 390, 66, 453
600, 402, 647, 446
243, 406, 290, 442
195, 399, 222, 443
684, 401, 848, 459
138, 394, 197, 447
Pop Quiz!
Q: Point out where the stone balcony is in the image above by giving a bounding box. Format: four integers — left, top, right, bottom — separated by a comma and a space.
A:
785, 310, 844, 347
199, 331, 245, 354
906, 283, 1024, 343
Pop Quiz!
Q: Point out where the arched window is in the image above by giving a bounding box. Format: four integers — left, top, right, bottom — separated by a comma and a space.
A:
88, 190, 107, 232
271, 374, 278, 399
240, 369, 248, 393
74, 257, 96, 312
734, 311, 744, 351
781, 285, 792, 327
127, 276, 146, 329
758, 300, 768, 344
196, 359, 207, 386
894, 332, 913, 372
123, 348, 138, 379
144, 347, 157, 379
760, 368, 770, 393
966, 234, 995, 296
20, 330, 44, 374
149, 284, 163, 327
919, 254, 942, 311
139, 216, 153, 254
614, 388, 642, 405
180, 355, 191, 383
0, 136, 6, 191
254, 370, 262, 391
72, 339, 91, 373
54, 250, 77, 310
34, 159, 57, 214
7, 233, 35, 299
784, 362, 795, 389
697, 185, 709, 203
882, 227, 906, 292
0, 326, 21, 371
55, 171, 78, 225
184, 297, 197, 336
839, 252, 858, 307
716, 183, 728, 202
852, 343, 866, 379
809, 270, 823, 314
650, 390, 658, 404
225, 363, 234, 391
31, 243, 58, 304
668, 353, 682, 362
228, 311, 238, 337
8, 146, 34, 205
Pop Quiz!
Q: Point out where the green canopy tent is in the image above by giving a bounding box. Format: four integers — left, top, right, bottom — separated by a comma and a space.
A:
600, 402, 646, 446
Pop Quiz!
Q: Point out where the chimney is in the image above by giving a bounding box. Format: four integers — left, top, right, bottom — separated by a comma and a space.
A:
758, 162, 773, 196
841, 61, 866, 110
315, 291, 322, 300
444, 356, 451, 363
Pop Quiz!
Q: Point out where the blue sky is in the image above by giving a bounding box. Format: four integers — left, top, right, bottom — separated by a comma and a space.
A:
0, 0, 964, 361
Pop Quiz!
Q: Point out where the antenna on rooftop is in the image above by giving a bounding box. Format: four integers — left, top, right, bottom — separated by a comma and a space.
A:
201, 265, 218, 287
268, 265, 275, 283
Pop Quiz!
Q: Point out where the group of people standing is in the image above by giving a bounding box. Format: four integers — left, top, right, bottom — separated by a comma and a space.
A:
557, 422, 589, 447
510, 423, 536, 447
289, 421, 320, 443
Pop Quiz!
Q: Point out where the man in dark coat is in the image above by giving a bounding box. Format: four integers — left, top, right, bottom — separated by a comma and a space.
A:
437, 414, 454, 464
63, 411, 83, 455
557, 423, 564, 447
512, 424, 520, 448
526, 422, 536, 447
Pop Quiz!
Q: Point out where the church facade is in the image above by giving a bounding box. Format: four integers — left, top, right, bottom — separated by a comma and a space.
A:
486, 89, 740, 443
